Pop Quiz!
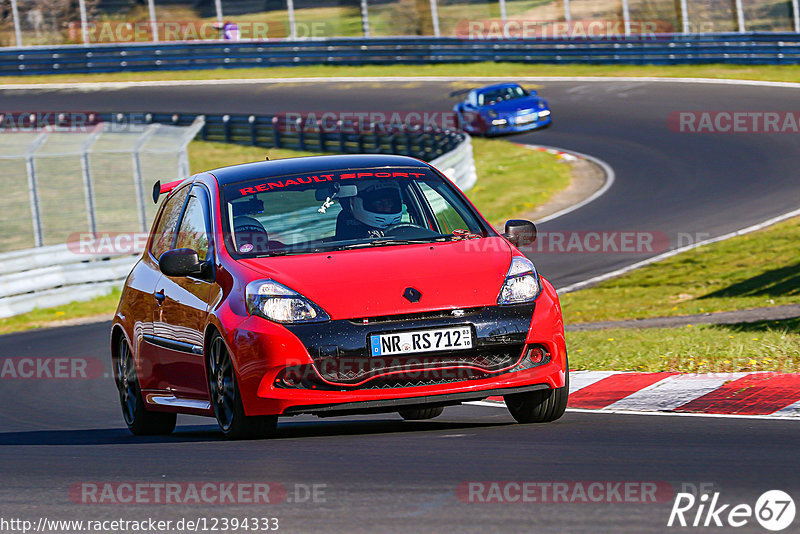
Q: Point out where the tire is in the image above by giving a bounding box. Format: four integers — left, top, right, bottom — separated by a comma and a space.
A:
114, 336, 176, 436
398, 406, 444, 420
208, 332, 277, 440
504, 369, 569, 424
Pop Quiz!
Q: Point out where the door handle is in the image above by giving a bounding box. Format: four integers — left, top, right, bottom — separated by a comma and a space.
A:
154, 290, 166, 304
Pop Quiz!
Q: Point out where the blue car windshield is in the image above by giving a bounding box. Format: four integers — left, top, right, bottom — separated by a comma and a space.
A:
478, 86, 526, 106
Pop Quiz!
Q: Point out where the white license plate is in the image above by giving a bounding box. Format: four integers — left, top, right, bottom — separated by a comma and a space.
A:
515, 113, 538, 125
370, 326, 473, 357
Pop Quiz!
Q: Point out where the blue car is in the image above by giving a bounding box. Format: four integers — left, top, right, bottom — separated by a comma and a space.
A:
452, 83, 551, 136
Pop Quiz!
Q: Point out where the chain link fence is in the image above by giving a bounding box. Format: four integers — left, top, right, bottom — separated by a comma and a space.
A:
1, 0, 798, 48
0, 116, 203, 253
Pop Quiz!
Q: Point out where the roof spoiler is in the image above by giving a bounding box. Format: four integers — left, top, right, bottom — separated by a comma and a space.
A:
152, 179, 185, 204
448, 88, 473, 98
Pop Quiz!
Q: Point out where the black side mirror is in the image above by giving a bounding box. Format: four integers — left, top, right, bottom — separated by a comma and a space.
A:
159, 248, 204, 278
504, 219, 537, 248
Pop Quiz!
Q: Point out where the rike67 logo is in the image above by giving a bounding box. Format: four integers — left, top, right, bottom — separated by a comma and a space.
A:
668, 490, 796, 531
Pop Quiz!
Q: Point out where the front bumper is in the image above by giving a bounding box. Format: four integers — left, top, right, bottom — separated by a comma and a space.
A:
227, 279, 566, 416
487, 112, 552, 135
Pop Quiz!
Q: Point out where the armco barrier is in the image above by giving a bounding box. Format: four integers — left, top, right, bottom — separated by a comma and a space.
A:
0, 112, 476, 318
3, 33, 800, 75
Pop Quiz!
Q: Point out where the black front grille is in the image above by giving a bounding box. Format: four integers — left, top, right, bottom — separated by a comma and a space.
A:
286, 303, 536, 388
313, 345, 524, 385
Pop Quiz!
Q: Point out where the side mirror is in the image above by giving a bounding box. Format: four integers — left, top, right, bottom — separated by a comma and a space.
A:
504, 219, 537, 248
159, 248, 204, 278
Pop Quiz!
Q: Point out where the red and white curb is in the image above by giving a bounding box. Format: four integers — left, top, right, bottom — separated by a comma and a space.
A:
472, 371, 800, 419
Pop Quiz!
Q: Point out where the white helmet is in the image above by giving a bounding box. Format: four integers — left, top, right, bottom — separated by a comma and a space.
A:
350, 181, 403, 229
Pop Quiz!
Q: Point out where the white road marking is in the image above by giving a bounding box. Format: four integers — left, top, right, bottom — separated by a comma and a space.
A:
4, 75, 800, 91
466, 402, 800, 420
569, 370, 620, 393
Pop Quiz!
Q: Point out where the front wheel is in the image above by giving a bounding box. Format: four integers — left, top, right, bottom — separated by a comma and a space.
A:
114, 337, 176, 435
504, 370, 569, 424
208, 332, 277, 440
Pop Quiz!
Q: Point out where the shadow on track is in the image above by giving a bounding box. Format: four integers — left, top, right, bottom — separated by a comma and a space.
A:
0, 418, 514, 446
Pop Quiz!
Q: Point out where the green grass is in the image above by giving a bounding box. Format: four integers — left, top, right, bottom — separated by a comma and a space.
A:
560, 216, 800, 325
0, 288, 122, 336
0, 138, 567, 335
567, 318, 800, 373
188, 140, 324, 174
467, 138, 570, 225
561, 215, 800, 373
8, 63, 800, 85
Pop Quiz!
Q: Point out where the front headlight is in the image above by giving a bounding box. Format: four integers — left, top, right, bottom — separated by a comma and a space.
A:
498, 257, 541, 305
245, 279, 330, 323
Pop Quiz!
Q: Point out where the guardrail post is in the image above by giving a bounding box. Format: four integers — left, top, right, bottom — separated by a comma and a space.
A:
794, 0, 800, 32
222, 114, 231, 143
735, 0, 746, 33
272, 116, 282, 148
287, 0, 298, 40
318, 121, 327, 152
404, 130, 413, 156
430, 0, 441, 37
214, 0, 224, 24
621, 0, 631, 36
148, 0, 159, 42
360, 0, 371, 37
296, 117, 306, 150
680, 0, 689, 34
563, 0, 571, 27
10, 0, 22, 47
499, 0, 507, 24
78, 0, 90, 45
338, 120, 346, 153
80, 125, 103, 235
249, 115, 257, 145
132, 125, 159, 233
24, 133, 48, 248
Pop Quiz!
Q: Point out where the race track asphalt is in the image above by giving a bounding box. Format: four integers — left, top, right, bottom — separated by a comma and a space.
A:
1, 78, 799, 533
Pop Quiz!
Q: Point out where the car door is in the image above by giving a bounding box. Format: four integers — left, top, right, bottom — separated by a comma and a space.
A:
136, 184, 191, 393
152, 184, 218, 399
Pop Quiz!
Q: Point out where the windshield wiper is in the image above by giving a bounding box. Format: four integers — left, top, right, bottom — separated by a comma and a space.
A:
335, 236, 451, 250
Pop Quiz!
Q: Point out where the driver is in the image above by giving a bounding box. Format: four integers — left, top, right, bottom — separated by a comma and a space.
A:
336, 181, 403, 240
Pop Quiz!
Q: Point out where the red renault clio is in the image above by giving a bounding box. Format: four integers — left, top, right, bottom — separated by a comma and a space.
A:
111, 154, 568, 439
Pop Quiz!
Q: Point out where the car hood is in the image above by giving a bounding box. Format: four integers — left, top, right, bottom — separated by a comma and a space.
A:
237, 237, 513, 320
484, 96, 544, 114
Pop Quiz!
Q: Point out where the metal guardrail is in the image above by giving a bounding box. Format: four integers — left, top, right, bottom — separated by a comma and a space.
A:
3, 33, 800, 75
0, 112, 476, 318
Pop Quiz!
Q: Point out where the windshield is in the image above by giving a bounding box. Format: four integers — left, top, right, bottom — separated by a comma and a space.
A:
478, 86, 527, 106
221, 166, 489, 257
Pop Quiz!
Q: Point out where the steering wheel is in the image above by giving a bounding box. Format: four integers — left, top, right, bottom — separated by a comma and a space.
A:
384, 224, 439, 238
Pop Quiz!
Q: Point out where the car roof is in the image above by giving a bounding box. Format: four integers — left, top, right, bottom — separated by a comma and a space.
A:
209, 154, 431, 185
476, 82, 522, 93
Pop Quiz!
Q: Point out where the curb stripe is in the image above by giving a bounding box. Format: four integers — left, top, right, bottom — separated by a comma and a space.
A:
674, 373, 800, 415
605, 373, 749, 412
568, 372, 678, 409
